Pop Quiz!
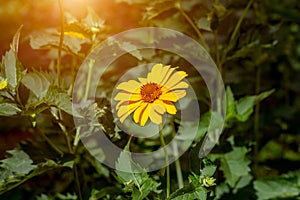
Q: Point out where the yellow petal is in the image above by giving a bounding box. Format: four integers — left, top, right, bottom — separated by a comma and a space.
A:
117, 101, 142, 122
160, 66, 176, 85
140, 104, 152, 126
164, 71, 188, 90
147, 63, 163, 83
149, 103, 165, 124
172, 90, 187, 99
133, 103, 151, 126
116, 80, 142, 92
159, 91, 179, 102
164, 102, 177, 114
168, 81, 189, 90
138, 77, 148, 84
114, 91, 141, 101
154, 100, 176, 115
133, 103, 147, 123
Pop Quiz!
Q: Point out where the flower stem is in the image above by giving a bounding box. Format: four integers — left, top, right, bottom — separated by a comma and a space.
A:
57, 0, 64, 86
171, 120, 184, 189
159, 125, 170, 198
175, 1, 209, 51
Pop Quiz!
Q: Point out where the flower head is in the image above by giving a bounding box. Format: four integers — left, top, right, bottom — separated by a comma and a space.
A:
114, 64, 188, 126
202, 176, 216, 187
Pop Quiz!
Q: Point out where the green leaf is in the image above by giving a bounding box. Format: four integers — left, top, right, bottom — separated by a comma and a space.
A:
0, 103, 21, 116
115, 141, 160, 199
29, 28, 86, 56
195, 111, 211, 142
201, 165, 216, 177
220, 147, 251, 187
226, 86, 236, 120
196, 18, 212, 31
120, 42, 142, 60
0, 149, 37, 176
132, 177, 161, 200
254, 89, 275, 104
115, 141, 144, 185
0, 158, 70, 195
254, 178, 300, 200
10, 25, 23, 55
82, 7, 105, 31
227, 40, 260, 60
215, 183, 230, 200
2, 49, 17, 89
44, 87, 82, 117
236, 96, 256, 121
167, 185, 207, 200
21, 71, 54, 98
233, 174, 253, 194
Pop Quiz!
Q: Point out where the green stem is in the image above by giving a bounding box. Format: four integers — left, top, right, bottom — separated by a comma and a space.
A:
227, 0, 255, 52
73, 162, 83, 200
84, 59, 95, 101
40, 131, 64, 155
171, 119, 184, 189
159, 125, 170, 198
175, 1, 209, 51
57, 0, 65, 86
253, 66, 261, 178
50, 109, 73, 153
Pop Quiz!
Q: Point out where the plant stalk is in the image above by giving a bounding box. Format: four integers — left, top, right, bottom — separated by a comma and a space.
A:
175, 1, 209, 51
57, 0, 65, 86
171, 119, 184, 189
159, 125, 170, 198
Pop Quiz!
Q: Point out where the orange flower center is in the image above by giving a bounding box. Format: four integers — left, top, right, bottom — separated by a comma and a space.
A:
140, 83, 162, 103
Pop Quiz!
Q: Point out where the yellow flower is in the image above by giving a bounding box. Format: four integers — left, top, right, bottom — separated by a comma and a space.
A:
114, 64, 188, 126
202, 177, 216, 187
0, 79, 8, 90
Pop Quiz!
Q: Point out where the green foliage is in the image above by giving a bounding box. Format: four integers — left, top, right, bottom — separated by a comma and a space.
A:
115, 141, 161, 200
254, 170, 300, 200
0, 0, 298, 199
226, 86, 275, 122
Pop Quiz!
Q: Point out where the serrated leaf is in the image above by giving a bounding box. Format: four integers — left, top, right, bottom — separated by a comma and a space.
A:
0, 158, 69, 195
29, 28, 86, 55
220, 147, 251, 187
0, 149, 37, 176
254, 178, 300, 200
115, 141, 143, 183
120, 42, 142, 60
3, 49, 17, 89
21, 71, 54, 98
201, 165, 216, 177
115, 142, 144, 185
82, 7, 105, 31
0, 103, 21, 116
44, 88, 81, 117
132, 178, 161, 200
